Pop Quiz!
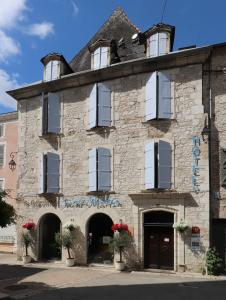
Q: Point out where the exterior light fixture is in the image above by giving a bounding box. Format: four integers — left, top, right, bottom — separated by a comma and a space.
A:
9, 152, 17, 171
201, 126, 210, 143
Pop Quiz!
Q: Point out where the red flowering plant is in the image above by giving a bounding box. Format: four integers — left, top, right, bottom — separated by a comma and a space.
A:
22, 222, 36, 231
111, 223, 129, 233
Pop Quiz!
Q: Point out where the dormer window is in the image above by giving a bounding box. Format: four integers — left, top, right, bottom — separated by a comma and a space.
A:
44, 60, 60, 81
147, 31, 170, 58
92, 47, 110, 70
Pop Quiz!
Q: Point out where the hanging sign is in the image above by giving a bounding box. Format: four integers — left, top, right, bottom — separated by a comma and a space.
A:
191, 226, 201, 251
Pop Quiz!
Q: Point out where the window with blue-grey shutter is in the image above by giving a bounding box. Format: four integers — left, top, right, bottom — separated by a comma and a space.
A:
148, 32, 169, 58
98, 83, 111, 126
88, 84, 97, 129
158, 72, 171, 119
44, 61, 52, 81
89, 148, 97, 191
0, 145, 4, 168
93, 48, 100, 70
44, 60, 60, 81
46, 152, 60, 193
149, 33, 158, 57
39, 154, 45, 194
145, 141, 155, 189
48, 92, 61, 134
145, 72, 157, 121
158, 140, 172, 189
92, 47, 109, 70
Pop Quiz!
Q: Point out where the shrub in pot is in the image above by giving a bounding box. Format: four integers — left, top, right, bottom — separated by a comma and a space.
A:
205, 248, 223, 275
21, 221, 35, 263
55, 229, 75, 267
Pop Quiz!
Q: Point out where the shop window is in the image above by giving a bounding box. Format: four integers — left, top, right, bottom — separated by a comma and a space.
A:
88, 148, 111, 192
145, 71, 172, 121
148, 32, 169, 58
44, 60, 60, 81
145, 140, 172, 189
88, 83, 111, 129
39, 152, 60, 194
92, 47, 110, 70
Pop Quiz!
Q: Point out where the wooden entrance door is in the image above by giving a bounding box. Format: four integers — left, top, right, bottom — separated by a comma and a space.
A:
145, 227, 174, 270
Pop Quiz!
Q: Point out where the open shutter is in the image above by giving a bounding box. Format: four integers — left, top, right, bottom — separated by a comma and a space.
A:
158, 140, 171, 189
158, 72, 171, 119
39, 154, 44, 193
48, 92, 61, 133
145, 141, 155, 189
149, 33, 158, 57
145, 72, 157, 121
100, 47, 109, 68
44, 61, 52, 81
51, 60, 60, 80
89, 148, 97, 191
93, 48, 100, 70
40, 94, 44, 135
98, 83, 111, 126
47, 152, 60, 193
159, 32, 168, 56
88, 84, 97, 129
98, 148, 111, 191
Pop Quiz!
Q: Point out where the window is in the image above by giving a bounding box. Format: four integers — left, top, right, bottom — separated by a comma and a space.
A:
88, 83, 111, 129
148, 32, 169, 58
0, 145, 5, 168
0, 178, 4, 190
145, 140, 172, 189
92, 47, 110, 70
0, 124, 5, 137
39, 152, 60, 194
145, 71, 172, 121
44, 60, 60, 81
41, 92, 61, 135
88, 148, 111, 192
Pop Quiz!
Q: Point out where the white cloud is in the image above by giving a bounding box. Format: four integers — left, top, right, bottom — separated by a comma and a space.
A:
0, 69, 19, 109
25, 22, 54, 39
0, 31, 20, 62
0, 0, 28, 29
71, 1, 79, 16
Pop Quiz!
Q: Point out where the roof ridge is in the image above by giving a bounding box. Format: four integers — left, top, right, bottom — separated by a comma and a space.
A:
115, 6, 141, 33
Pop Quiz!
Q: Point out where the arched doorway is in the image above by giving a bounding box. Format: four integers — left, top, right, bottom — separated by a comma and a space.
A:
39, 213, 61, 260
144, 211, 174, 270
87, 213, 113, 264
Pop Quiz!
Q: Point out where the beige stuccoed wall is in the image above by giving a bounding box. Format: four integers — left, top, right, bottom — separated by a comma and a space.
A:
17, 63, 209, 271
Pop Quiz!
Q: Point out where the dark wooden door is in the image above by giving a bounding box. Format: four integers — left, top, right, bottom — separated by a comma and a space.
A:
145, 227, 174, 270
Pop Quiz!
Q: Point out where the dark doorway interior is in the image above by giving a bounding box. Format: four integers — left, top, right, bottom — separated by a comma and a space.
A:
88, 213, 113, 264
39, 213, 61, 260
144, 211, 174, 270
212, 219, 226, 271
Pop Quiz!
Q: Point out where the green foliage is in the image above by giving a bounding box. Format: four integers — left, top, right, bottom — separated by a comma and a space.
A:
110, 230, 131, 262
21, 232, 32, 256
0, 191, 16, 228
55, 231, 75, 259
206, 248, 223, 275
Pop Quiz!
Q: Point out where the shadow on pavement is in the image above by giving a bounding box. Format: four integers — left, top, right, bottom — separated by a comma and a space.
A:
0, 264, 47, 281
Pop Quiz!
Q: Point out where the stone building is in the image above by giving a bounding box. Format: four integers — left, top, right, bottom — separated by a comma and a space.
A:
0, 111, 18, 253
7, 8, 226, 271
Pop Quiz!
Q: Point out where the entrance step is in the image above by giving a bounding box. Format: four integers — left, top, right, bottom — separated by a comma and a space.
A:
89, 263, 114, 270
137, 269, 176, 275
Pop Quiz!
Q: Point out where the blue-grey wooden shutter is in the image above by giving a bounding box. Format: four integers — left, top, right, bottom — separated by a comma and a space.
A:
0, 145, 4, 168
98, 83, 111, 126
47, 152, 60, 193
44, 61, 52, 81
89, 148, 97, 191
39, 154, 44, 193
93, 48, 100, 70
145, 72, 157, 121
149, 33, 158, 57
97, 147, 111, 191
88, 84, 97, 129
40, 94, 44, 135
158, 140, 171, 189
158, 72, 171, 119
158, 32, 168, 56
48, 92, 61, 133
100, 47, 109, 68
145, 141, 155, 189
51, 60, 60, 80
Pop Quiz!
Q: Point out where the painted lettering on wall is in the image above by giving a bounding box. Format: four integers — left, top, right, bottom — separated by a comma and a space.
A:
192, 136, 201, 193
59, 196, 122, 209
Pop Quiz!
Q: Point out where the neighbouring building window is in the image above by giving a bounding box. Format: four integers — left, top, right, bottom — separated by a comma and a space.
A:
148, 32, 169, 58
0, 145, 5, 168
0, 178, 4, 190
145, 71, 172, 121
39, 152, 60, 194
92, 47, 110, 70
88, 83, 111, 129
41, 92, 61, 135
145, 140, 172, 189
88, 148, 111, 192
44, 60, 61, 81
0, 124, 4, 137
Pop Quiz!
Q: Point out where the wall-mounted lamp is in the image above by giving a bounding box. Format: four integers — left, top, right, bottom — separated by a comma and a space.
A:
201, 126, 210, 143
8, 152, 17, 171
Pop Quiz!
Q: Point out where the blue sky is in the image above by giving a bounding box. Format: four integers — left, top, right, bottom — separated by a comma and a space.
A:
1, 0, 226, 113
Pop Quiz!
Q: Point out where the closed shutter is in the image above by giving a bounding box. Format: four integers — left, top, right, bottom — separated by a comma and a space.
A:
88, 84, 97, 129
48, 92, 61, 133
98, 148, 111, 191
0, 179, 4, 190
159, 32, 168, 56
145, 141, 155, 189
220, 148, 226, 186
88, 148, 97, 191
93, 48, 100, 70
100, 47, 109, 68
44, 61, 52, 81
145, 72, 157, 121
0, 124, 4, 137
39, 154, 44, 193
149, 33, 158, 57
158, 72, 171, 119
51, 60, 60, 80
46, 152, 60, 193
158, 140, 171, 189
0, 145, 4, 168
98, 83, 111, 126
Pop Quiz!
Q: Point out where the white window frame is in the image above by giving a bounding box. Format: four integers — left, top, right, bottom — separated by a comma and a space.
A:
44, 60, 61, 81
147, 32, 169, 58
92, 47, 110, 70
0, 123, 5, 138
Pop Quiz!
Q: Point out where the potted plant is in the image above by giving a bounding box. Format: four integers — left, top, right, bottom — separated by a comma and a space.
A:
110, 223, 131, 271
55, 229, 75, 267
21, 221, 35, 264
173, 219, 189, 233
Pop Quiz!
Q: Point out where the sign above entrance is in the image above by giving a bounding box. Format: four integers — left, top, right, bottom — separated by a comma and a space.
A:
59, 196, 122, 209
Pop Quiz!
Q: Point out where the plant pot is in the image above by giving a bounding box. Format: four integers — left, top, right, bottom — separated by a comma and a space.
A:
115, 261, 125, 271
66, 258, 75, 267
22, 255, 32, 264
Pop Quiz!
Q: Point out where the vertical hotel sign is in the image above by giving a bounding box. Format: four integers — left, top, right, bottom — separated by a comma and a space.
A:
192, 136, 201, 193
